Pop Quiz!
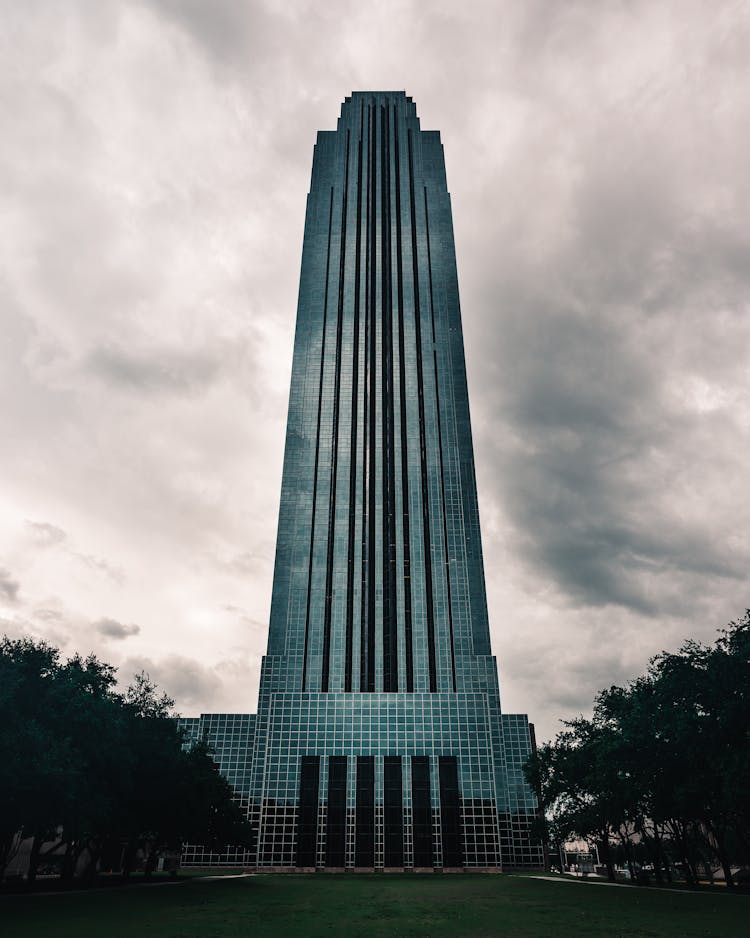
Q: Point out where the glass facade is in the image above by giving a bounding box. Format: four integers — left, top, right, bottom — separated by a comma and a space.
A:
182, 92, 543, 870
178, 713, 256, 867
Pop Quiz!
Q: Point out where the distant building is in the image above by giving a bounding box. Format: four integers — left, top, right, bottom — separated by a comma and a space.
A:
178, 714, 255, 868
183, 92, 543, 870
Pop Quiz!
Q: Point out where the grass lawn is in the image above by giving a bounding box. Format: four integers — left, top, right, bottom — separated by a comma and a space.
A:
2, 873, 748, 938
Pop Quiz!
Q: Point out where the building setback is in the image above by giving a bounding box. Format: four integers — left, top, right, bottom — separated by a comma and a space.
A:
182, 92, 543, 871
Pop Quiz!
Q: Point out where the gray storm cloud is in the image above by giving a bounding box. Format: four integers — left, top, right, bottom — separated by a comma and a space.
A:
25, 521, 68, 547
0, 570, 21, 603
1, 0, 748, 739
94, 617, 141, 640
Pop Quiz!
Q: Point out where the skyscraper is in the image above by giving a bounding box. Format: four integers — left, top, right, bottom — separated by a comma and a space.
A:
181, 92, 542, 871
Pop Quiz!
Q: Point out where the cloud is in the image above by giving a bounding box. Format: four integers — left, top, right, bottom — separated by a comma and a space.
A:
1, 0, 749, 741
23, 522, 123, 583
224, 551, 272, 576
222, 603, 266, 632
149, 0, 275, 67
72, 552, 126, 584
119, 654, 221, 709
85, 344, 223, 394
25, 521, 67, 547
0, 569, 20, 603
94, 617, 141, 640
33, 607, 64, 621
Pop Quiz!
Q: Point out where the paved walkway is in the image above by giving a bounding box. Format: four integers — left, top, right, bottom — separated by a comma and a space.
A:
519, 874, 737, 895
523, 875, 634, 888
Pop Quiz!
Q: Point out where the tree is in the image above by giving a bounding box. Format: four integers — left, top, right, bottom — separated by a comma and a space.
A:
0, 638, 252, 885
525, 718, 634, 881
116, 673, 252, 877
526, 612, 750, 887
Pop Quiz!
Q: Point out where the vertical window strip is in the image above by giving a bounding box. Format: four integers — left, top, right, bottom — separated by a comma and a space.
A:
394, 106, 414, 692
364, 103, 377, 693
359, 104, 373, 693
326, 756, 348, 866
345, 106, 365, 692
322, 130, 350, 693
411, 756, 433, 867
383, 755, 404, 866
424, 187, 457, 691
355, 755, 375, 866
302, 186, 334, 692
297, 755, 320, 867
438, 756, 462, 867
407, 128, 438, 693
381, 104, 399, 693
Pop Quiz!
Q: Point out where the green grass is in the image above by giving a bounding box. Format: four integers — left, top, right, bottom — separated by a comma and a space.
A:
2, 873, 748, 938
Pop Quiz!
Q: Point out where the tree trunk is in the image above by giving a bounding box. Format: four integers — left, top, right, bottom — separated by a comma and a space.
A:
149, 849, 159, 878
26, 832, 43, 885
122, 841, 137, 879
143, 844, 158, 880
81, 840, 101, 883
650, 824, 665, 884
667, 820, 697, 888
598, 836, 616, 882
657, 823, 674, 882
678, 835, 698, 888
715, 840, 735, 889
681, 841, 699, 888
708, 823, 735, 888
619, 830, 636, 881
60, 840, 78, 884
0, 830, 22, 881
720, 857, 735, 889
700, 851, 714, 884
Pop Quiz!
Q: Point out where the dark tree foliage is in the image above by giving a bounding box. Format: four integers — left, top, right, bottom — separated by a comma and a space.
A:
0, 637, 252, 883
525, 612, 750, 886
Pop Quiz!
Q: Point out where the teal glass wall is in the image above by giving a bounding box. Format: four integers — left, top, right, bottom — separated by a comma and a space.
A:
266, 93, 493, 694
178, 713, 256, 867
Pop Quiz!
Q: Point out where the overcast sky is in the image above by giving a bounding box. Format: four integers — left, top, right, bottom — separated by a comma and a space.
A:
2, 1, 749, 741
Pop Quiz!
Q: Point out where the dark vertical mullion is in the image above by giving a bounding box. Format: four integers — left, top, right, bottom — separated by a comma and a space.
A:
326, 756, 347, 866
386, 109, 399, 691
407, 128, 437, 693
387, 109, 399, 693
380, 103, 390, 690
345, 107, 364, 692
382, 104, 398, 693
322, 130, 351, 692
355, 756, 375, 866
302, 187, 334, 691
297, 755, 320, 867
411, 756, 433, 867
394, 107, 414, 692
439, 756, 462, 867
364, 102, 377, 693
383, 756, 404, 866
359, 105, 371, 694
424, 187, 457, 692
